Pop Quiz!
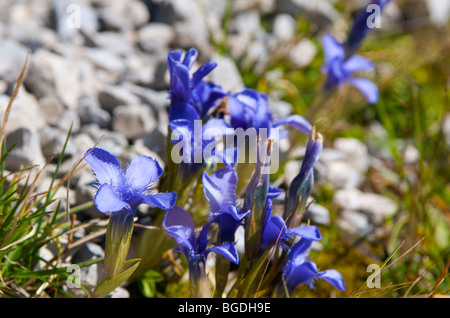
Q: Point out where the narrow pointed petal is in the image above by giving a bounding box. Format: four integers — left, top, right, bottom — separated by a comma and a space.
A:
287, 225, 322, 241
284, 261, 318, 294
272, 114, 312, 135
343, 55, 374, 75
94, 183, 130, 213
317, 270, 346, 292
347, 77, 379, 104
181, 47, 198, 69
125, 155, 163, 192
322, 34, 345, 63
84, 147, 123, 187
191, 61, 217, 88
168, 61, 190, 103
142, 192, 177, 211
202, 168, 237, 213
207, 243, 239, 264
163, 207, 195, 248
261, 215, 287, 248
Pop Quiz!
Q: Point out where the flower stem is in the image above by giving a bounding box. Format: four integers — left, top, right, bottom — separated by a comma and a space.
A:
104, 210, 134, 280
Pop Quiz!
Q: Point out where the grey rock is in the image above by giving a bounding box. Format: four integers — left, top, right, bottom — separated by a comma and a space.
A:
275, 0, 341, 25
333, 138, 369, 172
38, 125, 76, 159
139, 127, 168, 161
98, 84, 141, 113
322, 138, 370, 189
105, 287, 130, 298
5, 127, 46, 171
56, 109, 81, 133
51, 0, 99, 42
81, 124, 129, 157
112, 104, 156, 140
337, 209, 373, 236
0, 39, 29, 83
333, 188, 398, 223
305, 203, 330, 225
208, 53, 244, 94
137, 23, 175, 53
92, 31, 135, 56
25, 49, 80, 109
124, 84, 170, 113
0, 88, 46, 134
84, 48, 126, 77
96, 0, 150, 31
425, 0, 450, 25
272, 14, 296, 42
38, 96, 66, 127
78, 96, 112, 129
289, 38, 317, 68
152, 0, 211, 54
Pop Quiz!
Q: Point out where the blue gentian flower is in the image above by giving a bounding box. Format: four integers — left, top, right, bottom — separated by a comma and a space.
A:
226, 87, 312, 138
84, 147, 176, 214
283, 239, 346, 294
163, 206, 239, 288
260, 202, 322, 252
202, 167, 250, 243
167, 48, 226, 122
169, 116, 232, 180
345, 0, 392, 56
322, 34, 379, 104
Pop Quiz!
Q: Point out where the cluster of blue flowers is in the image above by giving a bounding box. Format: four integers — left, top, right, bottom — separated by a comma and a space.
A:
83, 0, 390, 297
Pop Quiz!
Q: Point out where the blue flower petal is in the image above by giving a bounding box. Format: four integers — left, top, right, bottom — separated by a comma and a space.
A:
143, 192, 177, 211
317, 270, 346, 292
191, 61, 217, 88
343, 55, 374, 75
94, 183, 130, 213
125, 155, 163, 192
322, 34, 345, 64
163, 206, 195, 249
287, 225, 322, 241
261, 215, 287, 249
206, 243, 239, 264
284, 261, 318, 293
169, 101, 201, 122
202, 168, 237, 213
181, 47, 198, 69
168, 60, 190, 103
347, 77, 379, 104
84, 147, 123, 187
272, 114, 312, 135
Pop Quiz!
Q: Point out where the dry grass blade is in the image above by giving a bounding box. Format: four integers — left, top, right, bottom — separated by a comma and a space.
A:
0, 53, 29, 153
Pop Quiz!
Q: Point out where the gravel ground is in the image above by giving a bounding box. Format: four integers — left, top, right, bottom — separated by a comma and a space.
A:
0, 0, 447, 297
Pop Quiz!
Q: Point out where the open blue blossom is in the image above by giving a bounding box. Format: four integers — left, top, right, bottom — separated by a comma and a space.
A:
345, 0, 392, 56
202, 167, 250, 244
163, 206, 239, 286
282, 238, 346, 294
226, 87, 312, 139
168, 48, 226, 122
322, 34, 379, 104
84, 147, 176, 214
169, 116, 232, 180
260, 202, 322, 252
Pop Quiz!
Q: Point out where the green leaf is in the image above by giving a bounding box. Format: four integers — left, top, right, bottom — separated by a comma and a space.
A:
235, 248, 271, 298
9, 257, 104, 279
90, 258, 141, 298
